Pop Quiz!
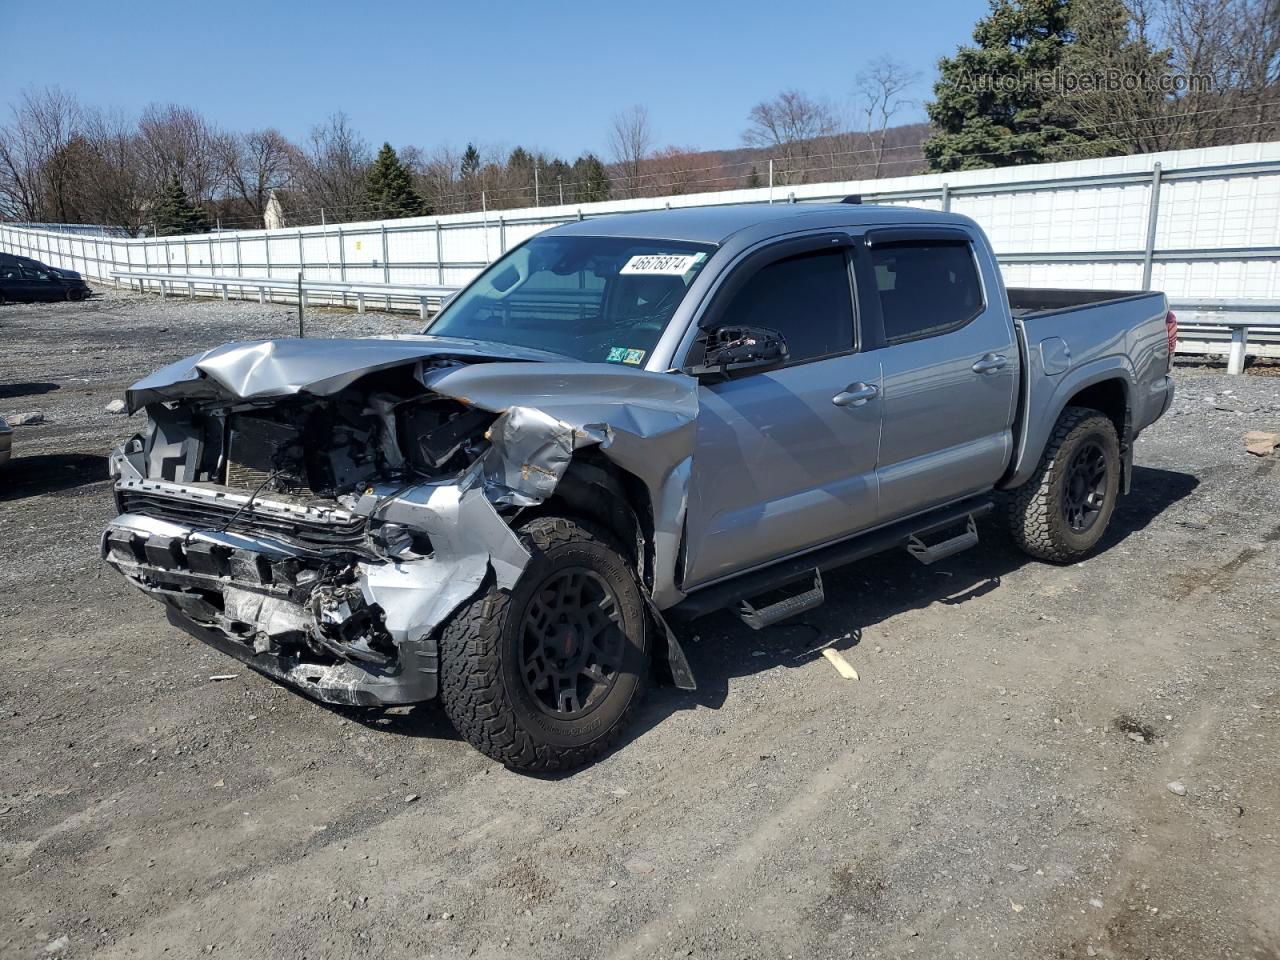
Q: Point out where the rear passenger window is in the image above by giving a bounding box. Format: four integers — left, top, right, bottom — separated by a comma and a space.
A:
722, 249, 854, 362
870, 241, 983, 343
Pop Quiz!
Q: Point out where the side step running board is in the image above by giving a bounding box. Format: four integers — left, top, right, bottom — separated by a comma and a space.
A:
907, 515, 979, 565
670, 496, 994, 622
738, 570, 824, 630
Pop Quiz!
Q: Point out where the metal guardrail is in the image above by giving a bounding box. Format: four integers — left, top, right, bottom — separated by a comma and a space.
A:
1171, 300, 1280, 374
110, 270, 459, 320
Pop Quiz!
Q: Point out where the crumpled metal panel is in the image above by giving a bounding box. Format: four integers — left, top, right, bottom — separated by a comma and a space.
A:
116, 339, 702, 700
478, 406, 607, 507
125, 335, 568, 412
421, 362, 699, 607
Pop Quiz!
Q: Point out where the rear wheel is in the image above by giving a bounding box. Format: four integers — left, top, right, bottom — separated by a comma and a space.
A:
437, 516, 650, 772
1007, 406, 1121, 563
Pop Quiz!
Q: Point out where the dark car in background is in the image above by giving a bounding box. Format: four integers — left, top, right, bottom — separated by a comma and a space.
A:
0, 253, 92, 302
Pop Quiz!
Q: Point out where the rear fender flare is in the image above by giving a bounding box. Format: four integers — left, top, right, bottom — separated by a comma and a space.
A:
1002, 357, 1134, 491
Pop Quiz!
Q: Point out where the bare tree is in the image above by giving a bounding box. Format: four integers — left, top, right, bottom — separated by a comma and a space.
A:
293, 113, 371, 223
649, 146, 704, 195
221, 128, 297, 221
411, 144, 462, 214
137, 104, 228, 208
0, 87, 81, 222
742, 90, 838, 184
1163, 0, 1280, 146
608, 105, 653, 197
854, 58, 920, 177
68, 107, 148, 231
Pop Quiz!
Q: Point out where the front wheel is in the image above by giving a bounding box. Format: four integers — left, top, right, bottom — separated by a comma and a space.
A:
437, 516, 650, 772
1007, 406, 1121, 563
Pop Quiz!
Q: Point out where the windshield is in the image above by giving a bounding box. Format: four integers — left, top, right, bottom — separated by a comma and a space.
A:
425, 235, 715, 365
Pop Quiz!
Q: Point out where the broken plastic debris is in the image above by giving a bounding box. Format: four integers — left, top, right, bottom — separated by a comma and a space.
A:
821, 649, 860, 681
208, 674, 239, 681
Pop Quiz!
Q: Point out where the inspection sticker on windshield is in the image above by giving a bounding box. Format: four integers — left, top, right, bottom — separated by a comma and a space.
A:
620, 253, 704, 276
606, 347, 646, 365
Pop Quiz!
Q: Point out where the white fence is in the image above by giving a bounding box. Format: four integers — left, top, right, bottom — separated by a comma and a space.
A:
3, 140, 1280, 304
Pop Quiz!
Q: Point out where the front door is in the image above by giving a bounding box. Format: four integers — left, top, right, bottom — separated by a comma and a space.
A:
20, 266, 62, 301
682, 242, 883, 589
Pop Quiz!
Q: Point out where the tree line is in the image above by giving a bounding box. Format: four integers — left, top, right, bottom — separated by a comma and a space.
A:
924, 0, 1279, 171
0, 0, 1273, 234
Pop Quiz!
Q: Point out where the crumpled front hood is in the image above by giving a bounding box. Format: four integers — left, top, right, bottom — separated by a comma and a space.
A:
125, 335, 570, 412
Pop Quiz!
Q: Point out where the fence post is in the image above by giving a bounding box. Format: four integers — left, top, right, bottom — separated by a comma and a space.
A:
297, 229, 305, 280
381, 224, 390, 283
435, 222, 445, 286
1141, 162, 1163, 291
768, 159, 774, 204
1227, 327, 1248, 374
499, 217, 506, 255
941, 183, 951, 212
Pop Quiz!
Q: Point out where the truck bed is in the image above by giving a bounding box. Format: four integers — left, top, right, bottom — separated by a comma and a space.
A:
1007, 287, 1155, 319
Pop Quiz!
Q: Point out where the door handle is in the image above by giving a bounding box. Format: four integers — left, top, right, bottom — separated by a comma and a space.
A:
972, 353, 1009, 374
832, 382, 879, 407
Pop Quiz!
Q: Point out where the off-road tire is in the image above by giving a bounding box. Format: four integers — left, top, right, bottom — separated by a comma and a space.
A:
1007, 406, 1121, 563
437, 516, 650, 772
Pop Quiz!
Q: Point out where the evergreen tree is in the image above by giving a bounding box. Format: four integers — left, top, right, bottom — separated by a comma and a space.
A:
543, 157, 572, 204
152, 175, 208, 236
365, 143, 429, 219
924, 0, 1092, 171
571, 153, 610, 203
459, 143, 481, 180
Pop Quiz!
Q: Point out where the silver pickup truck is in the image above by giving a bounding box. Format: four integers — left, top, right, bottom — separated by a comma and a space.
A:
103, 203, 1176, 770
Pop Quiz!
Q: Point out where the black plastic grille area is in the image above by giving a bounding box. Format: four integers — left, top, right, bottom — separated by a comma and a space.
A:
120, 491, 368, 551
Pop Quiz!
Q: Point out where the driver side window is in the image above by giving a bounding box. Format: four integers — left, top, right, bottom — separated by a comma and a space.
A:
720, 249, 855, 363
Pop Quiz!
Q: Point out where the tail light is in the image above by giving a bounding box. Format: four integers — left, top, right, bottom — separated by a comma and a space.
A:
1165, 311, 1178, 369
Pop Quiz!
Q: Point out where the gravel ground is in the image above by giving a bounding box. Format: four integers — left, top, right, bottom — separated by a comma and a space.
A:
1, 289, 1278, 960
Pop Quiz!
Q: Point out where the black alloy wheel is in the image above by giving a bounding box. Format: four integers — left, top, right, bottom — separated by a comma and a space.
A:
1062, 439, 1109, 533
518, 567, 626, 719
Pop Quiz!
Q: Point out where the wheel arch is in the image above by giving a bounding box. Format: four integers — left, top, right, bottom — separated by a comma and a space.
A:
534, 452, 654, 584
530, 452, 693, 689
1003, 359, 1134, 491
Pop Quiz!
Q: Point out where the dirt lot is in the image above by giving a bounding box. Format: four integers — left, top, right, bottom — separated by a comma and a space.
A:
1, 289, 1278, 960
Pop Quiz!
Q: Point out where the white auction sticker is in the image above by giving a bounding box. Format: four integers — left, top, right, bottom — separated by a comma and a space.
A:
619, 253, 703, 276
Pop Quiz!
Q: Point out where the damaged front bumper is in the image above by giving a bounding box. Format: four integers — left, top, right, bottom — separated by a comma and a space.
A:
103, 463, 530, 707
104, 340, 703, 706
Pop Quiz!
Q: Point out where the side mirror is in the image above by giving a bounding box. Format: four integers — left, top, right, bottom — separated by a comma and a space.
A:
687, 325, 789, 379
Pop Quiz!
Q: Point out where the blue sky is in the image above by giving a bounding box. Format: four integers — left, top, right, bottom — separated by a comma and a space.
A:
2, 0, 990, 158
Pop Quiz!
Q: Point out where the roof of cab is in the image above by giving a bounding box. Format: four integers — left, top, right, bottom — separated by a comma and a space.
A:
547, 202, 967, 246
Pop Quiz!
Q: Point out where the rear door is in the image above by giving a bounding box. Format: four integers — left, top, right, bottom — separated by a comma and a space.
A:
682, 235, 883, 588
858, 227, 1018, 521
